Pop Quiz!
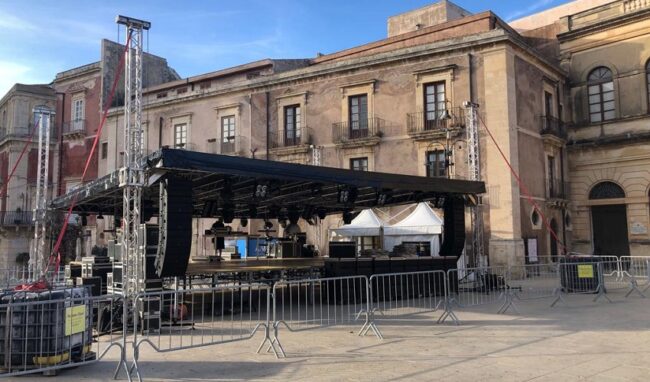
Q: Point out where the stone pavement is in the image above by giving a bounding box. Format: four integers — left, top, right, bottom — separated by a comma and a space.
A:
11, 290, 650, 381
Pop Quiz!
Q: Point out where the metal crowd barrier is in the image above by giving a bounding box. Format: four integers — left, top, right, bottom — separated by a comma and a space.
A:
619, 256, 650, 298
271, 275, 380, 358
447, 265, 513, 313
0, 290, 125, 378
130, 283, 274, 381
0, 266, 66, 290
368, 270, 457, 325
551, 261, 611, 306
508, 262, 560, 302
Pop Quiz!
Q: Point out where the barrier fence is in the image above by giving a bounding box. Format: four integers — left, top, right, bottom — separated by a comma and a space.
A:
368, 270, 457, 325
130, 283, 274, 381
0, 266, 66, 290
2, 256, 650, 379
270, 275, 380, 358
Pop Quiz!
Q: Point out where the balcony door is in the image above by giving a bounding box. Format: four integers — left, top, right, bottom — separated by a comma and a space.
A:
424, 82, 446, 130
348, 94, 368, 139
221, 115, 236, 153
284, 105, 301, 146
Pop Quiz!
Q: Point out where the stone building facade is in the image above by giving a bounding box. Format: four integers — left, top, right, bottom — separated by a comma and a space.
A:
101, 7, 569, 265
514, 0, 650, 257
0, 84, 56, 268
0, 40, 179, 266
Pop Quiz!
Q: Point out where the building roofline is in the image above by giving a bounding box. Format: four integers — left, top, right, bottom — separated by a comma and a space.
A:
312, 11, 497, 64
54, 61, 101, 82
105, 28, 564, 117
387, 0, 472, 21
144, 58, 310, 94
1, 83, 54, 107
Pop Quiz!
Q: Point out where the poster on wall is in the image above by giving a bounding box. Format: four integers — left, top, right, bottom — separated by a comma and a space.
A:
526, 238, 538, 263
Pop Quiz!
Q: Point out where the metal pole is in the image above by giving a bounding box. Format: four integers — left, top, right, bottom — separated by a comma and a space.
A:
464, 101, 484, 268
30, 106, 54, 281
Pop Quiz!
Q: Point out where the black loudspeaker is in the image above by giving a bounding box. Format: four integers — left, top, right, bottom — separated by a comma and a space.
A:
154, 176, 193, 278
439, 197, 466, 258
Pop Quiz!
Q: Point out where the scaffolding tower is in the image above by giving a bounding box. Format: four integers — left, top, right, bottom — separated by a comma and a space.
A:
117, 15, 150, 296
464, 101, 485, 267
30, 106, 54, 281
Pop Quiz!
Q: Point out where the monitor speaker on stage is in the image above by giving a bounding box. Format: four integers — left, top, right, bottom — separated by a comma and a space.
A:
439, 196, 465, 258
154, 175, 193, 278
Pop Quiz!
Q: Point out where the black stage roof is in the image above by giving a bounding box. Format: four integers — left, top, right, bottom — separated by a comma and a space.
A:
51, 148, 485, 218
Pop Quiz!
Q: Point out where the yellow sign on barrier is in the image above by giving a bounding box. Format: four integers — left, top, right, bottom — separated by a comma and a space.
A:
577, 264, 594, 279
65, 305, 86, 336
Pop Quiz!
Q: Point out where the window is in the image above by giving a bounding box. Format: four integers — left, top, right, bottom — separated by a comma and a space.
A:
348, 94, 368, 138
350, 157, 368, 171
424, 82, 446, 129
101, 142, 108, 159
544, 91, 553, 117
221, 116, 236, 153
221, 116, 235, 142
72, 98, 84, 131
589, 181, 625, 200
587, 67, 615, 123
174, 123, 187, 149
426, 150, 446, 178
284, 105, 301, 145
73, 98, 84, 121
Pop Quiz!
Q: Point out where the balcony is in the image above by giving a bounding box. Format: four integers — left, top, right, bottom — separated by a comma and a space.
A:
269, 127, 313, 155
209, 136, 247, 156
539, 115, 567, 140
546, 178, 570, 202
406, 107, 465, 140
62, 119, 86, 137
0, 211, 33, 227
0, 126, 34, 142
332, 117, 384, 147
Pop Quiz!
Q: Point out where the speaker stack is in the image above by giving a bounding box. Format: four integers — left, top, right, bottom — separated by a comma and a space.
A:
440, 196, 466, 257
154, 176, 193, 278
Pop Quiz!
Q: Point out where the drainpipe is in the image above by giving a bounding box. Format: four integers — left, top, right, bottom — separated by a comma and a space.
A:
265, 91, 270, 160
56, 92, 65, 196
158, 116, 163, 148
468, 53, 474, 103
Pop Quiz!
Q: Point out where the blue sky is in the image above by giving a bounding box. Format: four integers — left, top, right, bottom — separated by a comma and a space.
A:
0, 0, 572, 95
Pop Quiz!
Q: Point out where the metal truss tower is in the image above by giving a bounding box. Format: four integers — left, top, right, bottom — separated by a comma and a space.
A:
117, 16, 150, 296
464, 101, 485, 267
30, 106, 54, 281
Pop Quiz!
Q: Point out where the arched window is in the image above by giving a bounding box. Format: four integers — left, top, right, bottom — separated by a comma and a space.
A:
587, 67, 615, 123
589, 181, 625, 200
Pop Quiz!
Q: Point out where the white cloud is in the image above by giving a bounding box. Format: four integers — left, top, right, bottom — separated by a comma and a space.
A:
506, 0, 557, 21
0, 61, 52, 97
0, 13, 37, 31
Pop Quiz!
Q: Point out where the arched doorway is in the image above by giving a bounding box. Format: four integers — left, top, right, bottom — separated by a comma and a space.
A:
589, 181, 630, 256
549, 218, 559, 261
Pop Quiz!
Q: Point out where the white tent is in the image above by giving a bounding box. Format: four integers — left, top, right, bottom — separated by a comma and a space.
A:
331, 209, 384, 237
384, 203, 443, 256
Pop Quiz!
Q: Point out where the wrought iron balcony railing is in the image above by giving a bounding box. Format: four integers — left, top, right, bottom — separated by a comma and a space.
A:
0, 211, 33, 227
407, 107, 466, 135
0, 124, 58, 142
539, 115, 567, 139
269, 127, 312, 149
332, 117, 384, 144
546, 178, 570, 200
209, 136, 247, 156
62, 119, 86, 136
